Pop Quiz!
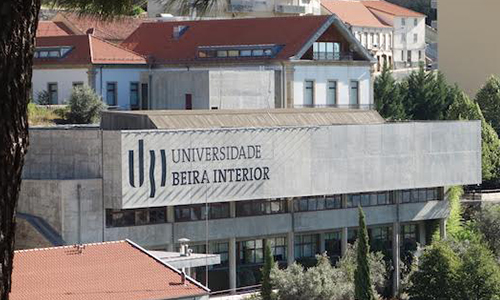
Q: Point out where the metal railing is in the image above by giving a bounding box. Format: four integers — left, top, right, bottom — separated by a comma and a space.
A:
210, 284, 261, 297
313, 52, 353, 61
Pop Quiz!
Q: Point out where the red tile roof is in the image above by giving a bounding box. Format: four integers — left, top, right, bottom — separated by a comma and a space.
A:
10, 240, 209, 300
37, 21, 75, 37
54, 12, 147, 42
122, 15, 332, 64
362, 0, 425, 17
321, 0, 390, 28
34, 35, 147, 66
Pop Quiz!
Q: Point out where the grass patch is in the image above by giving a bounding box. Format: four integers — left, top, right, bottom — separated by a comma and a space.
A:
28, 103, 65, 126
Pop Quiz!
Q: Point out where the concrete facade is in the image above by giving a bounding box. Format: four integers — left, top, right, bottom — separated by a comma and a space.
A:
32, 68, 88, 104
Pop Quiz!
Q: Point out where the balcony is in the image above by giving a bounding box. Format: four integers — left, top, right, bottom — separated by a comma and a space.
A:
313, 52, 353, 61
275, 4, 305, 14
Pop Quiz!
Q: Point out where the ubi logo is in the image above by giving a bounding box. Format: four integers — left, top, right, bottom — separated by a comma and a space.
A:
128, 139, 167, 198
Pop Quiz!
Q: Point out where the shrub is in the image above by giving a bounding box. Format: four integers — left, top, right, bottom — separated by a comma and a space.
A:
66, 86, 105, 124
36, 90, 51, 105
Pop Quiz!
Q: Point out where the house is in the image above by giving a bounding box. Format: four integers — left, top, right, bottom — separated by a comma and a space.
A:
10, 240, 210, 300
321, 0, 426, 70
321, 0, 393, 71
17, 109, 481, 293
32, 34, 147, 109
121, 15, 377, 110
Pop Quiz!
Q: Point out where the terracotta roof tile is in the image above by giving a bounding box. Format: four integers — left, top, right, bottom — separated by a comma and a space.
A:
37, 21, 75, 37
34, 35, 146, 66
362, 0, 425, 17
121, 15, 331, 64
10, 240, 209, 300
321, 0, 390, 28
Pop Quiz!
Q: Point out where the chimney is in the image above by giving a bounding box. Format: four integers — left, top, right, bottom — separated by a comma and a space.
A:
86, 28, 95, 35
181, 270, 187, 286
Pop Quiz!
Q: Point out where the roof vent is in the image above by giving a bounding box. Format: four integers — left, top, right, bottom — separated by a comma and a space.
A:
86, 28, 95, 35
173, 25, 189, 40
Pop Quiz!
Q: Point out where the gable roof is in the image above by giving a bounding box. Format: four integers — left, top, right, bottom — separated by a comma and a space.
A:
37, 21, 75, 37
10, 240, 209, 300
122, 15, 373, 64
362, 0, 425, 17
321, 0, 390, 28
53, 12, 146, 42
34, 35, 147, 66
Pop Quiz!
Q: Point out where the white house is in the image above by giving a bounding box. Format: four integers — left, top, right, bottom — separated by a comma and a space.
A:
32, 34, 147, 109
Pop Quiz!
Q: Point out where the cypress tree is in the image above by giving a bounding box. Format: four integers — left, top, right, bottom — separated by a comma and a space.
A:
354, 207, 375, 300
374, 63, 406, 120
261, 242, 275, 300
476, 75, 500, 135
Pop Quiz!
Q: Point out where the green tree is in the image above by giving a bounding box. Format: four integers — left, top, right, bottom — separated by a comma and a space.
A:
261, 243, 275, 300
476, 75, 500, 135
354, 207, 375, 300
374, 63, 406, 120
408, 241, 460, 300
474, 205, 500, 258
67, 86, 105, 124
446, 186, 465, 239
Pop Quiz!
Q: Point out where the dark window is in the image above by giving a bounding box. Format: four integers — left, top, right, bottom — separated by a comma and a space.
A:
47, 83, 58, 104
324, 231, 341, 260
105, 207, 167, 227
327, 80, 337, 106
268, 237, 287, 262
304, 80, 314, 106
141, 83, 148, 110
239, 239, 264, 264
130, 82, 139, 109
185, 93, 192, 110
313, 42, 341, 60
369, 226, 392, 257
349, 80, 359, 106
294, 234, 318, 259
106, 82, 117, 106
348, 228, 358, 244
236, 199, 287, 217
174, 202, 230, 222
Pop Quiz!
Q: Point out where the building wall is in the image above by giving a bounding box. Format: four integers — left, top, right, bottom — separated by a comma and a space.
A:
393, 16, 426, 67
95, 67, 146, 109
438, 0, 500, 97
292, 64, 372, 107
32, 68, 89, 104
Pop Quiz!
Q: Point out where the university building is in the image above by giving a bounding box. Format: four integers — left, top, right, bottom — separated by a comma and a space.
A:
18, 108, 481, 293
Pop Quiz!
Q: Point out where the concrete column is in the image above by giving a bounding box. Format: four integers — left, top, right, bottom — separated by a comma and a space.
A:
418, 221, 426, 246
167, 206, 175, 251
341, 227, 348, 257
392, 222, 401, 297
319, 232, 326, 254
287, 231, 295, 266
440, 218, 447, 240
230, 201, 236, 218
229, 237, 237, 294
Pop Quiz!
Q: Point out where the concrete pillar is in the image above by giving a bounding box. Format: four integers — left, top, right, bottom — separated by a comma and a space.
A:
229, 237, 237, 294
440, 218, 447, 240
319, 232, 326, 254
392, 222, 401, 297
230, 201, 236, 218
418, 221, 426, 246
341, 227, 348, 257
287, 231, 295, 266
167, 206, 175, 251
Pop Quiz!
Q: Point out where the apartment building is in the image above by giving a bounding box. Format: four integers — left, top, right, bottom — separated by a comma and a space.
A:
122, 15, 376, 109
17, 109, 481, 293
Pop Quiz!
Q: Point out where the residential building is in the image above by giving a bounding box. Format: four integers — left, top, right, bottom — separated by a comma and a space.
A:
322, 0, 426, 70
32, 35, 147, 109
17, 108, 481, 293
122, 15, 376, 109
321, 0, 393, 71
147, 0, 322, 18
438, 0, 500, 97
10, 240, 210, 300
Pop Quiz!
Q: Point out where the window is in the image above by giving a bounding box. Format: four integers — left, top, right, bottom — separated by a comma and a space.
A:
400, 188, 441, 203
239, 239, 264, 264
413, 33, 418, 43
349, 80, 359, 106
401, 33, 406, 43
106, 82, 117, 106
327, 80, 337, 106
414, 18, 418, 26
141, 83, 148, 110
294, 234, 318, 259
174, 202, 230, 222
401, 18, 406, 26
369, 226, 392, 256
401, 224, 418, 253
304, 80, 314, 107
346, 191, 392, 208
130, 82, 139, 109
211, 242, 229, 267
198, 45, 280, 59
294, 195, 341, 212
268, 237, 287, 262
106, 207, 167, 227
407, 50, 412, 63
47, 83, 58, 104
34, 46, 72, 59
313, 42, 341, 60
324, 231, 341, 259
419, 50, 422, 60
185, 94, 192, 110
72, 82, 83, 89
348, 229, 358, 244
236, 199, 287, 217
370, 33, 374, 47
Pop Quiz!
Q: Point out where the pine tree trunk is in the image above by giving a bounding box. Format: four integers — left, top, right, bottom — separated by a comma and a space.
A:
0, 1, 40, 299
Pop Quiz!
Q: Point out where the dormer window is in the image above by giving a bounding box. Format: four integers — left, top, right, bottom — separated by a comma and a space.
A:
197, 45, 282, 59
34, 46, 73, 59
313, 42, 341, 60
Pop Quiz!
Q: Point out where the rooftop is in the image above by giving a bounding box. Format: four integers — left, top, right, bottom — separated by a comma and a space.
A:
101, 108, 385, 130
321, 0, 390, 28
34, 34, 147, 66
36, 21, 75, 37
10, 240, 209, 300
362, 0, 425, 17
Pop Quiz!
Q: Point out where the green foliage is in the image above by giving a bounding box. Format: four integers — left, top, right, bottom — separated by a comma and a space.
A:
44, 0, 136, 18
67, 86, 105, 124
36, 90, 51, 105
374, 63, 406, 120
408, 241, 461, 300
261, 243, 275, 300
128, 5, 145, 16
474, 205, 500, 258
476, 75, 500, 135
354, 207, 375, 300
27, 103, 60, 126
446, 186, 465, 239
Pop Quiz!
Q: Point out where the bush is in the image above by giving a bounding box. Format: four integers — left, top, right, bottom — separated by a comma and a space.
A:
36, 90, 51, 105
67, 86, 105, 124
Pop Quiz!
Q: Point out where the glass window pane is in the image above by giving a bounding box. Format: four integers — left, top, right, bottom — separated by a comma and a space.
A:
228, 50, 239, 57
217, 50, 227, 57
252, 49, 264, 56
240, 50, 252, 56
350, 81, 359, 105
327, 81, 337, 105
